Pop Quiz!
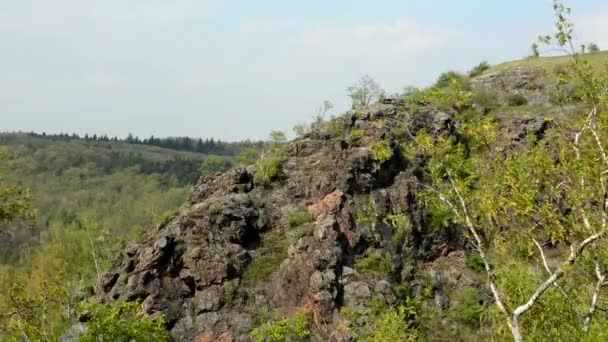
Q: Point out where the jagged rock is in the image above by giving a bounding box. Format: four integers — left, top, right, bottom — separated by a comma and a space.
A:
79, 99, 549, 341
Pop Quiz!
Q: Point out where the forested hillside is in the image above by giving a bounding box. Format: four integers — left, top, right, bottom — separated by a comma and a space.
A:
0, 134, 261, 339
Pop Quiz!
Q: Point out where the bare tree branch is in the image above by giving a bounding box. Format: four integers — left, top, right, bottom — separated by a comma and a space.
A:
512, 230, 607, 341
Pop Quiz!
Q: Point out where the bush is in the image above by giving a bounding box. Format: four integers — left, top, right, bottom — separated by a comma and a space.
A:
250, 312, 311, 342
468, 61, 491, 77
356, 249, 394, 280
241, 229, 289, 286
449, 287, 483, 325
465, 252, 485, 272
288, 210, 313, 228
362, 305, 419, 342
587, 42, 600, 53
435, 71, 470, 89
371, 139, 393, 164
507, 94, 528, 107
79, 300, 168, 342
349, 129, 364, 143
254, 157, 283, 186
472, 88, 499, 113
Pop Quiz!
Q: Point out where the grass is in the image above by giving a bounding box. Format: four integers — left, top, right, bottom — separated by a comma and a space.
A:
241, 228, 289, 286
483, 50, 608, 75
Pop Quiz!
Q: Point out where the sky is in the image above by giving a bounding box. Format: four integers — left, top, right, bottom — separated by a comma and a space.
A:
1, 0, 607, 141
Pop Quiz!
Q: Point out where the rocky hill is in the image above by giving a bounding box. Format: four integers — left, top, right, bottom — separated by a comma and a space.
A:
77, 61, 598, 341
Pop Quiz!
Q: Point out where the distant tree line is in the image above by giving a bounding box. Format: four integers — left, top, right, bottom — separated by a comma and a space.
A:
18, 131, 264, 156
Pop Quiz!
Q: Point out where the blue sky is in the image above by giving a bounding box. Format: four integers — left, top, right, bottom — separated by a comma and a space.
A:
1, 0, 607, 141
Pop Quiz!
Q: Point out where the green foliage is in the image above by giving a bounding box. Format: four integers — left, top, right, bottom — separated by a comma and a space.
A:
0, 149, 32, 226
356, 249, 394, 280
292, 123, 310, 137
587, 42, 600, 53
468, 61, 491, 77
507, 93, 529, 106
288, 210, 313, 228
449, 287, 484, 325
349, 129, 364, 143
0, 139, 189, 340
199, 155, 227, 176
254, 157, 283, 186
383, 213, 411, 246
79, 300, 168, 342
402, 86, 427, 111
424, 74, 473, 113
268, 131, 287, 148
241, 228, 289, 286
237, 147, 261, 165
371, 139, 393, 164
472, 88, 499, 113
250, 312, 311, 342
465, 252, 485, 272
435, 71, 470, 89
362, 304, 419, 342
328, 118, 345, 139
531, 43, 540, 58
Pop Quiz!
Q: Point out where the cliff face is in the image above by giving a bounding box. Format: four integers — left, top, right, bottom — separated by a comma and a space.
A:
93, 69, 557, 341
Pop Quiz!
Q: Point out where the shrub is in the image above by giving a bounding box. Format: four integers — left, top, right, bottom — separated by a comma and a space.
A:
356, 249, 394, 280
587, 42, 600, 53
435, 71, 470, 89
449, 287, 483, 325
507, 93, 528, 107
236, 147, 260, 165
78, 300, 168, 342
250, 312, 311, 342
241, 229, 289, 286
254, 157, 283, 186
328, 118, 345, 139
468, 61, 491, 77
362, 304, 419, 342
371, 139, 393, 164
288, 210, 313, 228
472, 88, 499, 113
465, 252, 485, 272
349, 129, 364, 143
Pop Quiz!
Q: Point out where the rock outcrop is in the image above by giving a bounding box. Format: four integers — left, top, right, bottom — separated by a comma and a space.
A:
91, 72, 560, 340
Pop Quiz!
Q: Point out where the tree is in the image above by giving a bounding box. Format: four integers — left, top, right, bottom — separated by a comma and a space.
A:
531, 42, 540, 57
0, 149, 31, 227
587, 42, 600, 53
292, 123, 310, 138
268, 131, 287, 148
413, 1, 608, 340
79, 300, 168, 342
347, 75, 384, 109
468, 61, 491, 77
200, 155, 225, 177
